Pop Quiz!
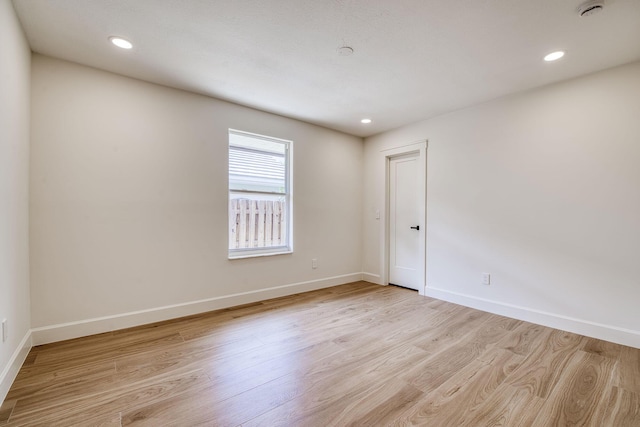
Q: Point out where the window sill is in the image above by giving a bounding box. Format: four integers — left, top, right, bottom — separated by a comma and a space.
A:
228, 250, 293, 260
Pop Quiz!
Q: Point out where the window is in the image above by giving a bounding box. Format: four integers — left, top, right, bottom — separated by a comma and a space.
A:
228, 129, 292, 258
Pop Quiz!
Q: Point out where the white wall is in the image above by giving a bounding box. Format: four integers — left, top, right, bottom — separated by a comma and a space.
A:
30, 55, 363, 343
364, 61, 640, 347
0, 0, 31, 402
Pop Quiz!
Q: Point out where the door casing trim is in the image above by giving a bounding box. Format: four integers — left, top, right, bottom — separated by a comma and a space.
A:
381, 140, 428, 295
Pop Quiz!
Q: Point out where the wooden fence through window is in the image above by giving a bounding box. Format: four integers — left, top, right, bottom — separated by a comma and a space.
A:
229, 198, 286, 249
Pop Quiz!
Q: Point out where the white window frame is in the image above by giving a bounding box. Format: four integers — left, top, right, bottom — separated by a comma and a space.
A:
228, 129, 293, 259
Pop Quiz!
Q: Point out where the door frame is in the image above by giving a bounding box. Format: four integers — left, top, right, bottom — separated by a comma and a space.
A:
381, 140, 427, 295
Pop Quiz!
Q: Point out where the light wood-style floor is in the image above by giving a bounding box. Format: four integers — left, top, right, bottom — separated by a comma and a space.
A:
1, 282, 639, 426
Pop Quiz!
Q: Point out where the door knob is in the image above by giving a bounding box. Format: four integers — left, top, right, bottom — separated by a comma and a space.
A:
410, 225, 420, 230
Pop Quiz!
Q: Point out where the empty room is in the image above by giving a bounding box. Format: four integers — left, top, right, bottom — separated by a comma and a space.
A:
1, 0, 639, 425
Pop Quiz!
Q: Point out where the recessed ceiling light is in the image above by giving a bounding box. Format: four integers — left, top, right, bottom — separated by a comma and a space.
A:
544, 51, 565, 62
109, 36, 133, 49
361, 118, 372, 124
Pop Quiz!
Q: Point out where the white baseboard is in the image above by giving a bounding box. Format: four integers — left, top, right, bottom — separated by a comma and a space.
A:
0, 330, 32, 404
362, 272, 382, 285
31, 273, 364, 346
425, 286, 640, 349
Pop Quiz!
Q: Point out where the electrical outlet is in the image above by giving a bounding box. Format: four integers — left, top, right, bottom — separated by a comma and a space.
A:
481, 273, 491, 286
312, 258, 318, 269
2, 319, 7, 342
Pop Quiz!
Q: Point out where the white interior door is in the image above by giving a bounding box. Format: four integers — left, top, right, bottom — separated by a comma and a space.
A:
389, 152, 421, 290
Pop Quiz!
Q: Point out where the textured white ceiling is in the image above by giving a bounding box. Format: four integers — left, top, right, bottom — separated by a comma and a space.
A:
12, 0, 640, 137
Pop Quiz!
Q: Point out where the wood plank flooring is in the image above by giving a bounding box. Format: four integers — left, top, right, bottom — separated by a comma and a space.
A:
1, 281, 639, 426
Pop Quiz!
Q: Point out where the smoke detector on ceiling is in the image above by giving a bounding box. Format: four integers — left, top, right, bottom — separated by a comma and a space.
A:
337, 46, 354, 56
578, 1, 604, 17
